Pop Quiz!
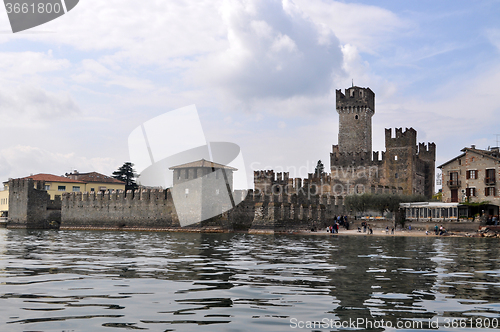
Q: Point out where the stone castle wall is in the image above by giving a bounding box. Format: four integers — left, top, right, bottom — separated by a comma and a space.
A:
61, 189, 179, 229
7, 179, 61, 229
329, 127, 436, 198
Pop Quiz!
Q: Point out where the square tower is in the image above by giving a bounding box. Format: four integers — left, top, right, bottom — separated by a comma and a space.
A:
336, 86, 375, 154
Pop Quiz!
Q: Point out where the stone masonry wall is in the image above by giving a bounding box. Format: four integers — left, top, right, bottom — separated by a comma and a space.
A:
7, 178, 60, 229
61, 189, 180, 229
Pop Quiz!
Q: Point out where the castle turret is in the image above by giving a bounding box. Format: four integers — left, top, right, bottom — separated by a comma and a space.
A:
336, 86, 375, 154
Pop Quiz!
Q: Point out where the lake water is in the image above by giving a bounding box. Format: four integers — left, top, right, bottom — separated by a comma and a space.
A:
1, 229, 500, 331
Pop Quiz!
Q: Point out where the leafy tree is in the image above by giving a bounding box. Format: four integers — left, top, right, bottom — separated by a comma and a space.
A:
345, 193, 426, 215
112, 162, 138, 191
345, 193, 373, 214
314, 160, 325, 177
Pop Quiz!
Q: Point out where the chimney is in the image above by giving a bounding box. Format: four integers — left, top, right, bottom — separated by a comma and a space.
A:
471, 145, 476, 149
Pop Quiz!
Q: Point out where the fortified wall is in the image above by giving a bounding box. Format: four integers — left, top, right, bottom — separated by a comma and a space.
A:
6, 174, 345, 233
61, 189, 179, 229
7, 179, 61, 229
329, 127, 435, 197
59, 184, 342, 233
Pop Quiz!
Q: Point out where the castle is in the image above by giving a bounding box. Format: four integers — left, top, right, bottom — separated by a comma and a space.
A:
255, 86, 436, 200
3, 85, 436, 232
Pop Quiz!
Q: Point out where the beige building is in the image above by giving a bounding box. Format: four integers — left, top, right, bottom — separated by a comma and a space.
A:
4, 174, 87, 200
0, 188, 8, 217
438, 146, 500, 216
1, 172, 126, 214
65, 171, 126, 193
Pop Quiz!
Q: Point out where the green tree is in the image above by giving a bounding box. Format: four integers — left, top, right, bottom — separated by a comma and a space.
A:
314, 160, 325, 177
112, 162, 138, 191
344, 193, 426, 222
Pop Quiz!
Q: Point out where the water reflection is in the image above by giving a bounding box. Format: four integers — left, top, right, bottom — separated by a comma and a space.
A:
0, 230, 500, 331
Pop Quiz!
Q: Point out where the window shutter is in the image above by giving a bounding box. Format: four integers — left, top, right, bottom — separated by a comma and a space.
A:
486, 188, 490, 197
466, 170, 470, 179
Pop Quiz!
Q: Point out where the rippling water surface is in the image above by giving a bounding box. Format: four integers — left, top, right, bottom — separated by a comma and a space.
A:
1, 229, 500, 331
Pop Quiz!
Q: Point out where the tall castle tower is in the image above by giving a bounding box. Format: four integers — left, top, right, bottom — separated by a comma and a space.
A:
336, 86, 375, 154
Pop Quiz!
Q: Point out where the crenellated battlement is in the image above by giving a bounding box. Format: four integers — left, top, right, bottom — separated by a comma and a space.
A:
330, 144, 385, 167
62, 188, 169, 204
336, 86, 375, 112
8, 178, 45, 191
418, 142, 436, 161
385, 128, 417, 148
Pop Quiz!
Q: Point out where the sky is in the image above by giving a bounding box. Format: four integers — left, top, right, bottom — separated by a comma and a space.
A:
0, 0, 499, 191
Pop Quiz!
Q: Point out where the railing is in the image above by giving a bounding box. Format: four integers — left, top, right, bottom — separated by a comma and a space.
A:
485, 177, 496, 185
447, 180, 461, 188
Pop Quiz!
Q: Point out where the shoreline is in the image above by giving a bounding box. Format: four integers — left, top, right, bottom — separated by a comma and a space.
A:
292, 228, 497, 238
4, 224, 497, 238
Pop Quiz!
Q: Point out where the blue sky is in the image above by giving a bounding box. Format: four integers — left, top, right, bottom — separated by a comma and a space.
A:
0, 0, 499, 190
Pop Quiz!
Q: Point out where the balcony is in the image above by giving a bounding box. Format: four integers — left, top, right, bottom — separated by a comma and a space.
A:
447, 180, 461, 188
485, 177, 496, 185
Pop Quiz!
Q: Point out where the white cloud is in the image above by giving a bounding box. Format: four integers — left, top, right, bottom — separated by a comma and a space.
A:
293, 0, 407, 54
0, 0, 227, 67
0, 145, 118, 181
194, 0, 344, 101
0, 51, 70, 78
0, 85, 80, 126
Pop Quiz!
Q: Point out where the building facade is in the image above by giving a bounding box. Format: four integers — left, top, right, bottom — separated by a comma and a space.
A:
65, 171, 126, 193
438, 146, 500, 216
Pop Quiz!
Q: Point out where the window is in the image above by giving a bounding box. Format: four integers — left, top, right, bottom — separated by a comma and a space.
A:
355, 115, 359, 120
185, 169, 189, 179
395, 173, 398, 179
99, 186, 106, 191
466, 170, 478, 179
486, 169, 496, 184
72, 186, 80, 192
90, 188, 95, 192
466, 187, 476, 197
44, 185, 50, 190
485, 187, 496, 196
58, 186, 66, 191
394, 155, 398, 161
458, 159, 461, 165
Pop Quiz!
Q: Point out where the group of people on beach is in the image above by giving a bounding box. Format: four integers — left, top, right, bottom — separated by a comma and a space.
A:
486, 215, 499, 225
359, 221, 373, 234
433, 225, 447, 235
327, 215, 349, 233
